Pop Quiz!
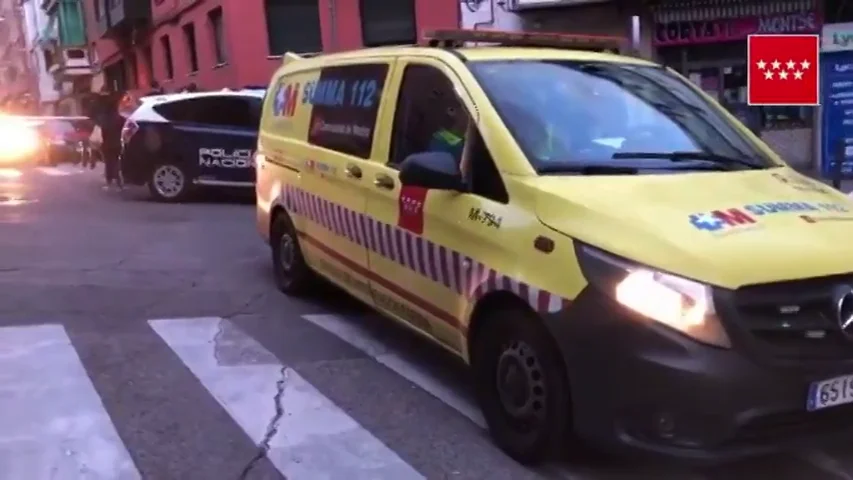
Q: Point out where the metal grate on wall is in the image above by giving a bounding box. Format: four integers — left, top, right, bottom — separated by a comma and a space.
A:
652, 0, 817, 23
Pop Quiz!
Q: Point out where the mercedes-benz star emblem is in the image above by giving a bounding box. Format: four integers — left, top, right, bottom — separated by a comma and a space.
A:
836, 289, 853, 337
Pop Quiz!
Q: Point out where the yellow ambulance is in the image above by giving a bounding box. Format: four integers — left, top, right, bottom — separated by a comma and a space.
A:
255, 29, 853, 464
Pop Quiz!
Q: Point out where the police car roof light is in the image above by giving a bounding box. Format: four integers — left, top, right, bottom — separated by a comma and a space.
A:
423, 29, 627, 53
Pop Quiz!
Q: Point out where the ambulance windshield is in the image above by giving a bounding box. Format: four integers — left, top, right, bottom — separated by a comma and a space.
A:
469, 60, 777, 173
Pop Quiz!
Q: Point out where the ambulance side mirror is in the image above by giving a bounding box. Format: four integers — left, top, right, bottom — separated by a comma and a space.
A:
399, 152, 465, 191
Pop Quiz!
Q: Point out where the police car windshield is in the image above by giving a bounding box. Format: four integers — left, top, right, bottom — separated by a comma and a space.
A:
468, 60, 776, 174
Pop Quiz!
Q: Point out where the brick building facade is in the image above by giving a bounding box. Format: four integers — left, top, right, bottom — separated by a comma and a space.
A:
0, 0, 36, 112
83, 0, 459, 95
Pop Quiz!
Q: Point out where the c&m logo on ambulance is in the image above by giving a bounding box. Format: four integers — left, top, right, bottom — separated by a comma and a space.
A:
689, 201, 852, 232
272, 81, 299, 117
689, 208, 757, 232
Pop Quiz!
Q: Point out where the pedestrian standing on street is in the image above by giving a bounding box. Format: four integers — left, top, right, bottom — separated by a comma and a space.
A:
88, 122, 103, 170
94, 87, 125, 191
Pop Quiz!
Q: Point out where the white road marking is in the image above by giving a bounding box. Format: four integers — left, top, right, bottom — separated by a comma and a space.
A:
150, 317, 422, 480
301, 314, 596, 479
0, 324, 140, 479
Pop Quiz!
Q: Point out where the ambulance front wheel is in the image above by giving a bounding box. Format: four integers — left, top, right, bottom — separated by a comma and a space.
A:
472, 305, 571, 465
271, 210, 314, 294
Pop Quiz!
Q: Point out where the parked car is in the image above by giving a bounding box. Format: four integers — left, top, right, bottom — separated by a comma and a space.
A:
120, 89, 264, 202
29, 116, 95, 166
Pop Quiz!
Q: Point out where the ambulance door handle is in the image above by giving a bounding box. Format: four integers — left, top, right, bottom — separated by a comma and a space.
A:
345, 164, 362, 179
374, 174, 394, 190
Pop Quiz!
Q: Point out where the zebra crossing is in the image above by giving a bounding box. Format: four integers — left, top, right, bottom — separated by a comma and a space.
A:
149, 317, 420, 480
0, 324, 138, 479
0, 313, 851, 480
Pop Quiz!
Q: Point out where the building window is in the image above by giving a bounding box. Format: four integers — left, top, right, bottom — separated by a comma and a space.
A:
161, 35, 173, 79
264, 0, 322, 56
104, 61, 126, 92
208, 7, 226, 64
182, 23, 198, 73
125, 53, 138, 88
359, 0, 416, 47
143, 44, 154, 81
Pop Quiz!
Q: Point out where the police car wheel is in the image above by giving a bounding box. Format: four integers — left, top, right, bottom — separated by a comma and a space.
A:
149, 164, 189, 202
473, 306, 571, 465
271, 211, 313, 294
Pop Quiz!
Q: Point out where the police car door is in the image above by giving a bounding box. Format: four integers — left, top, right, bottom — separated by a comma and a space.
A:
180, 95, 257, 187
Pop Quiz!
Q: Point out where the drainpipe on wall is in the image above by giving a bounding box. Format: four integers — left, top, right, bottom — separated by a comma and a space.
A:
328, 0, 337, 51
630, 14, 640, 53
473, 0, 497, 31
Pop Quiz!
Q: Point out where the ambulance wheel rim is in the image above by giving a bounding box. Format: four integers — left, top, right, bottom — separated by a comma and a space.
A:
495, 340, 547, 428
278, 233, 295, 272
153, 165, 184, 198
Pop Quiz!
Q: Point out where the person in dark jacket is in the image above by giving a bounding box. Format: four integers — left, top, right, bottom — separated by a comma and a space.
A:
91, 87, 125, 190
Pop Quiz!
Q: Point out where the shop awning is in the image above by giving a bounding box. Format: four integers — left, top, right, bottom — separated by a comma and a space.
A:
651, 0, 817, 23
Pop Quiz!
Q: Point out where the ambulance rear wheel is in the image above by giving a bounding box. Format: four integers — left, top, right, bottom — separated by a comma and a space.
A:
271, 210, 313, 294
472, 306, 571, 465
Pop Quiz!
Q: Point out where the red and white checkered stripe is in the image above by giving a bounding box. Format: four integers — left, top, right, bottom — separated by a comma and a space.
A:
282, 186, 569, 315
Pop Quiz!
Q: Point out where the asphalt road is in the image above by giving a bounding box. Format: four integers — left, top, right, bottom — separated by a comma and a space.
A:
1, 164, 853, 480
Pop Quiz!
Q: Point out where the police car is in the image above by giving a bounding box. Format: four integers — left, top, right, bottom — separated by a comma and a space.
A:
120, 88, 264, 201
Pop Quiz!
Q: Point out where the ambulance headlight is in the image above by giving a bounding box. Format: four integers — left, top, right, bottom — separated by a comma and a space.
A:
576, 244, 730, 348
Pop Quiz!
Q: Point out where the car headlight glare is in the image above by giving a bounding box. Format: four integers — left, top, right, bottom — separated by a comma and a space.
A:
0, 124, 38, 158
578, 245, 730, 348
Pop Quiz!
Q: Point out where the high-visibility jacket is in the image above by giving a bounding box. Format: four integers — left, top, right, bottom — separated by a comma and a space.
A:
428, 128, 464, 159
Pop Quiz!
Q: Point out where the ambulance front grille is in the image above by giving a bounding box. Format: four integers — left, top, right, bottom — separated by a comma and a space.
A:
722, 274, 853, 360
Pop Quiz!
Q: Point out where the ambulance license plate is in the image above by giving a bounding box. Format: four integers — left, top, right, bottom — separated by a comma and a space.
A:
808, 374, 853, 411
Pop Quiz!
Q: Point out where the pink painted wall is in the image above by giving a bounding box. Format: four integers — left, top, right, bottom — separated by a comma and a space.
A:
85, 0, 460, 93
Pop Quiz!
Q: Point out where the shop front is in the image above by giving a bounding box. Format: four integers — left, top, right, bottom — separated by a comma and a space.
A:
651, 0, 821, 169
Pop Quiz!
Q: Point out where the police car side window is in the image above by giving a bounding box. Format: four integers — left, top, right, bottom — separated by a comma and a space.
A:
153, 99, 199, 123
191, 97, 256, 129
306, 63, 389, 159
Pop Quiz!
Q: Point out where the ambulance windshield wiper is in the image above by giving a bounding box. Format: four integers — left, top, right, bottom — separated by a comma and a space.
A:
538, 164, 639, 175
611, 151, 765, 169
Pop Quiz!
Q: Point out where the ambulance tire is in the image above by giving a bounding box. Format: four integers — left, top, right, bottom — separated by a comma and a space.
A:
270, 210, 314, 295
472, 306, 571, 465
